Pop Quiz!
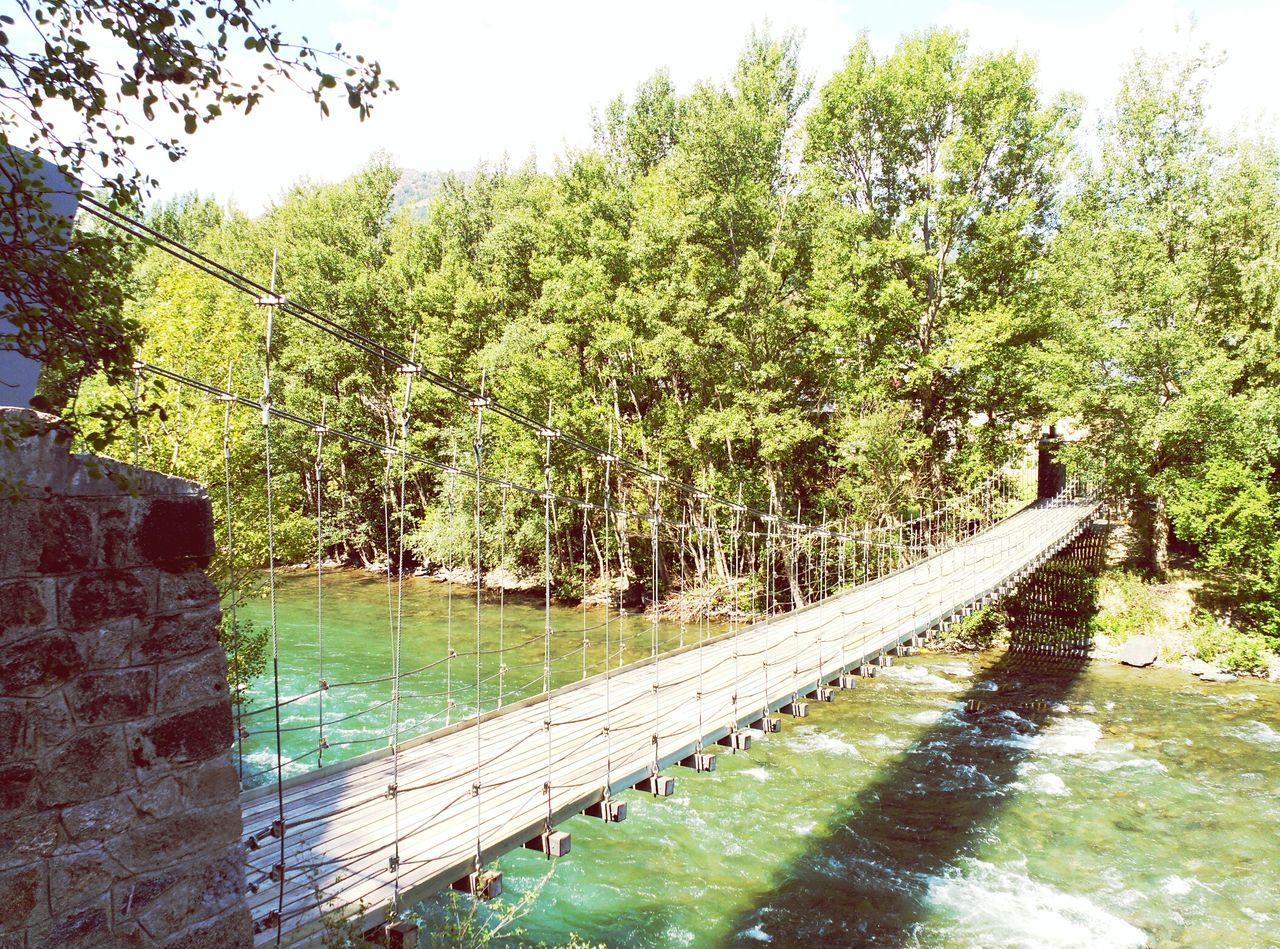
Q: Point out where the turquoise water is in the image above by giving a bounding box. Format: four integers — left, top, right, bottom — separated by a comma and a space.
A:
242, 574, 1280, 946
236, 572, 720, 786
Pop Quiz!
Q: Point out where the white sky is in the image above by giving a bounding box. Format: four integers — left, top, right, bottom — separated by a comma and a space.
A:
135, 0, 1280, 213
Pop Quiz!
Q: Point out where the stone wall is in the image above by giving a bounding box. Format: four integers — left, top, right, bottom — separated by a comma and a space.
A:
0, 409, 250, 947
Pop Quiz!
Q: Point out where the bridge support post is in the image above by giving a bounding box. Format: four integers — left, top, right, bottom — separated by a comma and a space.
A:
385, 920, 420, 949
634, 773, 675, 796
857, 663, 877, 677
717, 731, 752, 751
750, 716, 781, 733
806, 686, 834, 702
1038, 425, 1067, 498
837, 674, 859, 689
679, 752, 717, 772
876, 654, 893, 668
451, 869, 503, 900
583, 799, 627, 822
780, 700, 809, 717
524, 830, 572, 856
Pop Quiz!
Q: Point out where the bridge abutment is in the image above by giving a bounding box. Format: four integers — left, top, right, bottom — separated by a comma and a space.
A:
0, 408, 250, 947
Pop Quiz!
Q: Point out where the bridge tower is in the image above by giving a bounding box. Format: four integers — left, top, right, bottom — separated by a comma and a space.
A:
1037, 425, 1067, 499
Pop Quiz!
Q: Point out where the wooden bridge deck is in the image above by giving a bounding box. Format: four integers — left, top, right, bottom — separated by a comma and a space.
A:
241, 498, 1098, 943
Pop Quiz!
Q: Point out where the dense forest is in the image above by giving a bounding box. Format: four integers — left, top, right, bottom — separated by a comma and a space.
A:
68, 29, 1280, 649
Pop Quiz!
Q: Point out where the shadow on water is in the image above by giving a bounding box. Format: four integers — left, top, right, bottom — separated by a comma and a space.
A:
726, 520, 1111, 946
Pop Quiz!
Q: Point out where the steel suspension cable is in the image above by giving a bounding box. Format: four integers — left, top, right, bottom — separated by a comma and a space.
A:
497, 477, 508, 707
542, 414, 556, 832
650, 472, 662, 775
389, 337, 417, 914
257, 254, 287, 947
220, 362, 243, 783
315, 398, 327, 769
602, 437, 615, 795
471, 384, 487, 879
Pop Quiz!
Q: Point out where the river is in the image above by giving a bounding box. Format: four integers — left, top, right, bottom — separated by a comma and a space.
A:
240, 572, 1280, 947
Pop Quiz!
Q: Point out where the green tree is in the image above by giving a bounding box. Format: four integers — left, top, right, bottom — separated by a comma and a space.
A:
1, 0, 394, 433
805, 29, 1078, 511
1056, 50, 1280, 636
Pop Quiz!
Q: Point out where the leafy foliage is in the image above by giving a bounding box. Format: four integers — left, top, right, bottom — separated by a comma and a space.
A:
58, 29, 1280, 654
1056, 49, 1280, 638
1, 0, 394, 439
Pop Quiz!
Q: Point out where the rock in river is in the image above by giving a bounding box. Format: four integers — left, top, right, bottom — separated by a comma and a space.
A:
1119, 635, 1159, 667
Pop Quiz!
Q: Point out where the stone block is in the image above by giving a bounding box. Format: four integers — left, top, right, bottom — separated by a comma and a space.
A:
103, 803, 241, 876
38, 729, 127, 807
49, 847, 121, 913
115, 848, 244, 938
176, 757, 239, 807
127, 777, 181, 821
132, 702, 232, 767
0, 579, 54, 635
0, 633, 82, 697
0, 764, 37, 811
58, 571, 152, 631
163, 908, 253, 949
156, 650, 227, 714
0, 702, 30, 758
155, 570, 218, 612
138, 498, 214, 566
135, 606, 220, 663
0, 811, 60, 868
31, 693, 76, 753
96, 500, 141, 570
29, 896, 110, 949
58, 793, 134, 844
0, 862, 47, 931
69, 618, 134, 668
0, 500, 37, 577
66, 669, 153, 726
37, 503, 94, 574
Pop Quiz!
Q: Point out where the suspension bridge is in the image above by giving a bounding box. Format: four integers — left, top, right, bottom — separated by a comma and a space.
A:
76, 199, 1102, 946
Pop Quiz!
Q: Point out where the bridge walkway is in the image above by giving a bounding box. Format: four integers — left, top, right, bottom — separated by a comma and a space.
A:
242, 497, 1098, 943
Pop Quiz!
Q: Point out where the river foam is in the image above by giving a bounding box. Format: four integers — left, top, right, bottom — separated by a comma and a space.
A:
1226, 720, 1280, 747
927, 858, 1147, 947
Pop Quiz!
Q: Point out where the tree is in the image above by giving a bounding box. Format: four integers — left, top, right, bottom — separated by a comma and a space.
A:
1, 0, 394, 429
804, 29, 1078, 510
1057, 49, 1280, 634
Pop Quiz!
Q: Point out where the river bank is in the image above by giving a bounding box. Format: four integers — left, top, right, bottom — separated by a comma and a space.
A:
933, 519, 1280, 683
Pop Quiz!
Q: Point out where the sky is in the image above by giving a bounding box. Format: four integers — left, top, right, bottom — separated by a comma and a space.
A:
137, 0, 1280, 213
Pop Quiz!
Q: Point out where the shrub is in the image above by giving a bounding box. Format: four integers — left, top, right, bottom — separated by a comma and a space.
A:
937, 606, 1006, 650
1191, 615, 1271, 675
1090, 570, 1163, 642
